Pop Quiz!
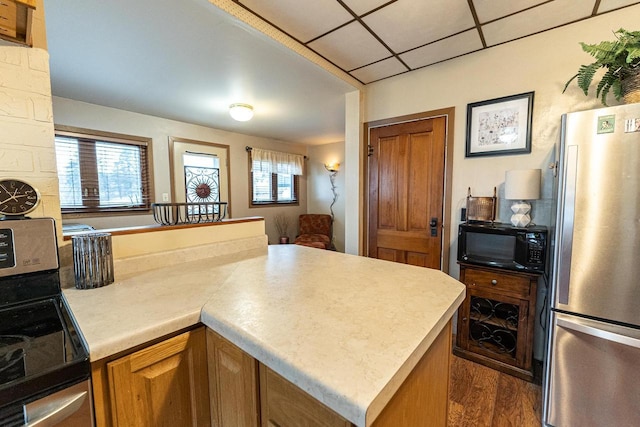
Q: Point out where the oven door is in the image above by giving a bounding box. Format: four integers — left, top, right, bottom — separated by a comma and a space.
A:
0, 380, 93, 427
25, 380, 93, 427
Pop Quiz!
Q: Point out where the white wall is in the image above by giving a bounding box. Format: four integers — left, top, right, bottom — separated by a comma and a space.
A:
363, 6, 640, 277
307, 142, 346, 252
344, 90, 363, 255
52, 97, 309, 244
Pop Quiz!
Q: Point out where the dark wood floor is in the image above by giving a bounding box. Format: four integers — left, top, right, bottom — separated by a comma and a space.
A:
448, 356, 542, 427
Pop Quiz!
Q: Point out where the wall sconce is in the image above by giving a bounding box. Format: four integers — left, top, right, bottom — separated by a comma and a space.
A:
324, 163, 340, 173
325, 163, 339, 220
505, 169, 541, 227
229, 103, 254, 121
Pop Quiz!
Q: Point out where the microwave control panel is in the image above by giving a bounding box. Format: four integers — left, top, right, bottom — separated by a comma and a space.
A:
526, 234, 545, 264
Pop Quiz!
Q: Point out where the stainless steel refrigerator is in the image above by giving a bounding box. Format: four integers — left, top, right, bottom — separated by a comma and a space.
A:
543, 103, 640, 426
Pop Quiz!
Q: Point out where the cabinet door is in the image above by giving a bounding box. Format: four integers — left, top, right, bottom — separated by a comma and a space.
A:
259, 366, 351, 427
107, 328, 210, 427
464, 288, 530, 368
455, 265, 539, 380
206, 329, 259, 427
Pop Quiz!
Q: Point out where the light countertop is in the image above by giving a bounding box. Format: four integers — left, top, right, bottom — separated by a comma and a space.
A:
63, 243, 465, 427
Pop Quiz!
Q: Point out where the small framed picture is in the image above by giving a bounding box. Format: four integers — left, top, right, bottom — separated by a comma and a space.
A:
465, 92, 534, 157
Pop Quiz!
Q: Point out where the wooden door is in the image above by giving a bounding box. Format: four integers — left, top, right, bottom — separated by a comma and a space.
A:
368, 117, 447, 268
207, 328, 260, 427
107, 328, 210, 427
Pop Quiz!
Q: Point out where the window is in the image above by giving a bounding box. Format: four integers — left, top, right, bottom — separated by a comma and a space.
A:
183, 152, 222, 214
183, 152, 220, 204
249, 148, 303, 206
251, 170, 297, 204
54, 127, 152, 214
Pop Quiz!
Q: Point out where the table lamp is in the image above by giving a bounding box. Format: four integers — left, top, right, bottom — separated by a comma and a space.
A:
505, 169, 541, 227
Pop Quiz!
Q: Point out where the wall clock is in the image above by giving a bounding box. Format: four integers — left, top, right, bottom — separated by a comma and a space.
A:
0, 179, 40, 216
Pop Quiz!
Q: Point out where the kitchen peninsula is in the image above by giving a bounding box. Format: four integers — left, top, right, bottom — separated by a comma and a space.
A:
62, 240, 465, 427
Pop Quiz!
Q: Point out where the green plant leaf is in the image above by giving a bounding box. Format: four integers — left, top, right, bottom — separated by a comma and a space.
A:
566, 28, 640, 105
576, 63, 600, 95
562, 73, 579, 93
596, 79, 610, 106
582, 40, 619, 63
612, 80, 623, 101
626, 46, 640, 63
600, 87, 610, 105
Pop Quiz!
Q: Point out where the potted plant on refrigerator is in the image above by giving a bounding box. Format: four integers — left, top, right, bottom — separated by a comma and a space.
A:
563, 28, 640, 105
274, 213, 291, 244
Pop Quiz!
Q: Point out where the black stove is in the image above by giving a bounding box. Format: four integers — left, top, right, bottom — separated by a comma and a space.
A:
0, 218, 91, 425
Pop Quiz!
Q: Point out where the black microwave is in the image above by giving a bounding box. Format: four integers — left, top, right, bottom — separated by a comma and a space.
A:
457, 223, 547, 272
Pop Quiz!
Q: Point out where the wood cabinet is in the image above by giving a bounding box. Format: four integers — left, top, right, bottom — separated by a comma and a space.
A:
92, 327, 211, 427
209, 322, 452, 427
259, 365, 351, 427
206, 329, 352, 427
0, 0, 35, 46
454, 263, 539, 382
207, 328, 260, 427
371, 320, 451, 427
92, 322, 453, 427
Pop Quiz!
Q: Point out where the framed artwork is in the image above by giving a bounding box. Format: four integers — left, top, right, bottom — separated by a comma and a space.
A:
465, 92, 534, 157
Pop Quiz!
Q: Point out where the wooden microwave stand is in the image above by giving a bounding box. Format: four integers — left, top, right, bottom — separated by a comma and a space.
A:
454, 262, 540, 382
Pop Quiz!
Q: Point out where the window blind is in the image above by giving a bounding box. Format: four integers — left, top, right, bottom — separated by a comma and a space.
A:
55, 131, 151, 213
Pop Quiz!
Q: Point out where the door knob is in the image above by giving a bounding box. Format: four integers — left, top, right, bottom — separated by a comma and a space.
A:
430, 217, 438, 237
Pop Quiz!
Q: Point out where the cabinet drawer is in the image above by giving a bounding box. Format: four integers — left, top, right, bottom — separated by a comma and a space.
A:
0, 0, 17, 38
463, 268, 531, 298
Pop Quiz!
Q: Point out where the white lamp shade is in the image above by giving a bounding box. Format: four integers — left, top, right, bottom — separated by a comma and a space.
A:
229, 103, 254, 121
505, 169, 541, 200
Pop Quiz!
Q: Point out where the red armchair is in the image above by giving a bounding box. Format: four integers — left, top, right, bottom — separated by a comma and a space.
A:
293, 214, 332, 249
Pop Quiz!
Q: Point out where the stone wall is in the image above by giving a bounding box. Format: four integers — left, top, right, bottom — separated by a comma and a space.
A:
0, 47, 61, 239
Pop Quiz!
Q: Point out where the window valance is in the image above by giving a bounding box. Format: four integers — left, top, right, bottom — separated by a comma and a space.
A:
250, 147, 304, 176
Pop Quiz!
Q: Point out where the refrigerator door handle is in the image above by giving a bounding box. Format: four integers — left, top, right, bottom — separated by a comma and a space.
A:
558, 145, 578, 305
557, 317, 640, 349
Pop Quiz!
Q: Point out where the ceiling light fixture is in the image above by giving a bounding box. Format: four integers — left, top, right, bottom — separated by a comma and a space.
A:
229, 103, 254, 121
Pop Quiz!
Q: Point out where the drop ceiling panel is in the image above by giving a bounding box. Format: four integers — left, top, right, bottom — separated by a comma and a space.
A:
598, 0, 640, 13
363, 0, 475, 53
482, 0, 594, 47
237, 0, 353, 43
341, 0, 393, 16
351, 57, 408, 84
230, 0, 640, 84
473, 0, 548, 23
400, 30, 483, 69
308, 21, 391, 71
